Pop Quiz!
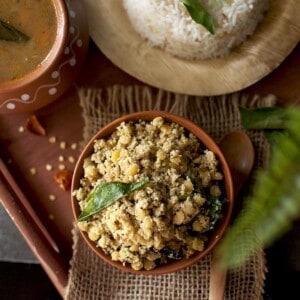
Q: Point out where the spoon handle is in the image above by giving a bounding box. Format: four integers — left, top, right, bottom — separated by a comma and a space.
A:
209, 131, 254, 300
209, 255, 226, 300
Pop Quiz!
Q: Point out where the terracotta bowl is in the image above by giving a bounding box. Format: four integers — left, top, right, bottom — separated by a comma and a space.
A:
0, 0, 89, 114
71, 111, 234, 274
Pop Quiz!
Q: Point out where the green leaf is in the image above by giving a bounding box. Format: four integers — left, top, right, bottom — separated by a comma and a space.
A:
0, 19, 30, 42
78, 178, 149, 221
216, 108, 300, 269
264, 130, 288, 149
240, 107, 289, 130
180, 0, 215, 34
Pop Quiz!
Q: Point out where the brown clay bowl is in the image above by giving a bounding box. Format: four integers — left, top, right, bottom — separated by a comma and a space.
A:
71, 111, 234, 274
0, 0, 89, 114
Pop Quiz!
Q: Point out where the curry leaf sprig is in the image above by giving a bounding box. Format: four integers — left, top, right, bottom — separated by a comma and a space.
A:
78, 178, 149, 222
0, 19, 30, 42
216, 108, 300, 269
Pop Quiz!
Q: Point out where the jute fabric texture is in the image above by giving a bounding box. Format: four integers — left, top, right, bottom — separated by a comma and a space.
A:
65, 85, 276, 300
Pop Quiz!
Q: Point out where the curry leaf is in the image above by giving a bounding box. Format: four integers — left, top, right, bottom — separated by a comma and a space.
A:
180, 0, 215, 34
160, 248, 183, 260
0, 19, 30, 42
240, 107, 289, 130
240, 106, 291, 150
78, 178, 149, 221
264, 130, 288, 149
205, 197, 224, 231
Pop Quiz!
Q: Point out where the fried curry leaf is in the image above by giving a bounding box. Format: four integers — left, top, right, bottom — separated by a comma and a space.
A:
187, 170, 225, 232
160, 248, 183, 260
180, 0, 215, 34
78, 178, 149, 221
0, 19, 30, 42
205, 197, 224, 232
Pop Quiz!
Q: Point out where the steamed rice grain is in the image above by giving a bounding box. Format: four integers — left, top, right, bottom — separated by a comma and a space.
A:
123, 0, 269, 60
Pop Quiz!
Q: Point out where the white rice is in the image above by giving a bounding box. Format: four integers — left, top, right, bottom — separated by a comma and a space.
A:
123, 0, 269, 60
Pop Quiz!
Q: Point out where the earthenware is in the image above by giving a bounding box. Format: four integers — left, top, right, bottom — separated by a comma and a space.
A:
0, 0, 89, 114
71, 111, 234, 275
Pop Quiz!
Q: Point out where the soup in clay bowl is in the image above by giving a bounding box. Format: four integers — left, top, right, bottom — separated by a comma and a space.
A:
0, 0, 89, 114
71, 111, 234, 274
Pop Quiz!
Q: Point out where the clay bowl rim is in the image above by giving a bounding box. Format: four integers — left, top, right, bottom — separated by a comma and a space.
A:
71, 110, 234, 275
0, 0, 68, 93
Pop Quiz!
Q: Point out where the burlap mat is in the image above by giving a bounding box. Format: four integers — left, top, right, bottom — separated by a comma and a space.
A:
65, 85, 275, 300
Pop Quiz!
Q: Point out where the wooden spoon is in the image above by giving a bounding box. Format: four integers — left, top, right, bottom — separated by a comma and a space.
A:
209, 131, 255, 300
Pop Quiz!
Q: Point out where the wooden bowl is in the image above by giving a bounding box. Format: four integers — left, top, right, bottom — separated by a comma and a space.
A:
71, 111, 234, 274
82, 0, 300, 96
0, 0, 89, 114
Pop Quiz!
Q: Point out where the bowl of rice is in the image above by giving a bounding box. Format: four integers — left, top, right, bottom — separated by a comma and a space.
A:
71, 111, 234, 274
82, 0, 300, 95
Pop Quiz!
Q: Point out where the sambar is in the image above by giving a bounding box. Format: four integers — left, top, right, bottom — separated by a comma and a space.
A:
0, 0, 57, 82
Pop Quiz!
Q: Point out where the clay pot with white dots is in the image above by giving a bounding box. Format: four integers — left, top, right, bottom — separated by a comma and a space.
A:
0, 0, 89, 114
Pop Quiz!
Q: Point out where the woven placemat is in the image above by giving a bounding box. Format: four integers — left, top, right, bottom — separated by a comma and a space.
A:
65, 85, 275, 300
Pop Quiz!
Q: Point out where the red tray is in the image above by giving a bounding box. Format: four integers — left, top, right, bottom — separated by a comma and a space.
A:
0, 40, 299, 297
